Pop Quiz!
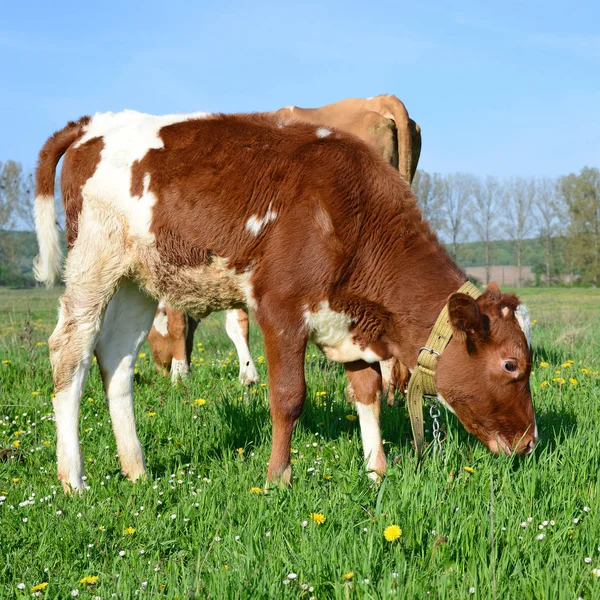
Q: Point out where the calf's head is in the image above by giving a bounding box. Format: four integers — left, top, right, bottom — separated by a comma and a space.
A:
435, 283, 536, 455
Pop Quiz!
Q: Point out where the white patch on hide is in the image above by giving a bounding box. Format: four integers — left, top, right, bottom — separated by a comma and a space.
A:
316, 127, 331, 138
246, 203, 277, 236
153, 310, 169, 337
304, 301, 382, 363
78, 110, 210, 242
436, 393, 456, 414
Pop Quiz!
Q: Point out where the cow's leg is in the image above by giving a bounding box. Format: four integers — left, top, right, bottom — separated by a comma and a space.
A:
257, 312, 307, 486
95, 280, 157, 482
166, 307, 189, 383
185, 315, 199, 366
380, 358, 396, 406
345, 360, 387, 481
148, 303, 172, 375
50, 223, 125, 492
225, 309, 260, 385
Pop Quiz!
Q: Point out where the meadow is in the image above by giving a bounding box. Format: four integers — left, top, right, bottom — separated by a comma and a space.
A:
1, 286, 600, 599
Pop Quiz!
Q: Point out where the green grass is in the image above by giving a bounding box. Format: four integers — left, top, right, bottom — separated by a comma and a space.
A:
1, 287, 600, 599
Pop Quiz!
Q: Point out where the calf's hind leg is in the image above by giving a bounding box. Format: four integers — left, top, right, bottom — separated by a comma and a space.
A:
50, 237, 125, 491
95, 280, 157, 482
345, 360, 387, 481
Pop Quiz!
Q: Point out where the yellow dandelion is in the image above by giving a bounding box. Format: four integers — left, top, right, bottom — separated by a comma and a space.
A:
384, 524, 402, 542
88, 397, 94, 403
463, 466, 475, 473
11, 440, 19, 448
194, 398, 206, 406
346, 414, 357, 421
540, 381, 548, 389
79, 575, 99, 585
344, 572, 354, 580
249, 487, 263, 494
323, 474, 332, 480
12, 477, 19, 483
123, 526, 136, 535
531, 319, 537, 325
309, 512, 326, 525
31, 582, 48, 592
31, 390, 41, 396
260, 383, 267, 387
98, 526, 105, 531
147, 412, 157, 417
315, 391, 327, 397
561, 362, 571, 368
569, 378, 578, 386
237, 448, 244, 455
138, 352, 146, 358
552, 377, 565, 384
539, 362, 549, 368
2, 360, 10, 365
42, 440, 51, 446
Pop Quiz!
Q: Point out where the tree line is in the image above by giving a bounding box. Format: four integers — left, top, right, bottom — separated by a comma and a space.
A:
0, 159, 598, 287
412, 167, 600, 286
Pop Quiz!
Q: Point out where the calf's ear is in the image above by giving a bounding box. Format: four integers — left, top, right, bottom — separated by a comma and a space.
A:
448, 293, 490, 348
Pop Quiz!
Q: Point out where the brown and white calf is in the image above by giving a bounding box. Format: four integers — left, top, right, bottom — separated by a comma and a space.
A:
34, 110, 536, 493
150, 94, 419, 396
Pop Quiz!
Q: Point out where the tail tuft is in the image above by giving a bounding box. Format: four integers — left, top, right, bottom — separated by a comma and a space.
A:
33, 195, 63, 287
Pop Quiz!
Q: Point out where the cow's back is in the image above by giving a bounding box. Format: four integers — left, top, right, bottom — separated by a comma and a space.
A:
63, 111, 407, 317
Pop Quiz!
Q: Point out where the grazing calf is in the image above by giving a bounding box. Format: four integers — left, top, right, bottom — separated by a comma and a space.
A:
151, 94, 419, 398
34, 111, 535, 492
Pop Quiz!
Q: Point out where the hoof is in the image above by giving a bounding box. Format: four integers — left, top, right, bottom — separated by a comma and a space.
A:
265, 464, 292, 491
239, 368, 260, 386
59, 473, 89, 494
122, 468, 147, 483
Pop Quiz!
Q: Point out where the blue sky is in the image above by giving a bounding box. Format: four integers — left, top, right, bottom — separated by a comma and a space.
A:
1, 0, 598, 177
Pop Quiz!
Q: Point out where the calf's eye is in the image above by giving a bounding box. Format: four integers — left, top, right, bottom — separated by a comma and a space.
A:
502, 360, 519, 374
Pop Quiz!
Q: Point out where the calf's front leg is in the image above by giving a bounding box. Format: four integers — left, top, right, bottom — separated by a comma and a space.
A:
259, 316, 307, 487
345, 360, 387, 481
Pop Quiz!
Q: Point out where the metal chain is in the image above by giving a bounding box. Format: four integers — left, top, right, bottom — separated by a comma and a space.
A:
429, 399, 445, 462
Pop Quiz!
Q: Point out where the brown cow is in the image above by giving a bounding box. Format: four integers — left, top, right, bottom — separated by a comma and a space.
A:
150, 95, 419, 398
33, 111, 535, 493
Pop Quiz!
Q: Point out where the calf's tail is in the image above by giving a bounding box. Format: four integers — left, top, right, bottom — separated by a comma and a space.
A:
33, 116, 89, 287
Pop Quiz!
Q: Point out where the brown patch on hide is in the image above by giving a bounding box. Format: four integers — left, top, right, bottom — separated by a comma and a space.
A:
61, 136, 104, 247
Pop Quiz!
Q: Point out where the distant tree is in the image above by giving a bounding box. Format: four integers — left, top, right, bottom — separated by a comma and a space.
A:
411, 170, 445, 233
440, 173, 475, 259
535, 177, 561, 285
0, 161, 38, 285
561, 167, 600, 286
0, 160, 18, 231
470, 176, 501, 285
504, 177, 535, 287
16, 171, 35, 231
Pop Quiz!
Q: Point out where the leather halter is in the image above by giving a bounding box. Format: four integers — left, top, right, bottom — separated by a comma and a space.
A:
405, 281, 481, 460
